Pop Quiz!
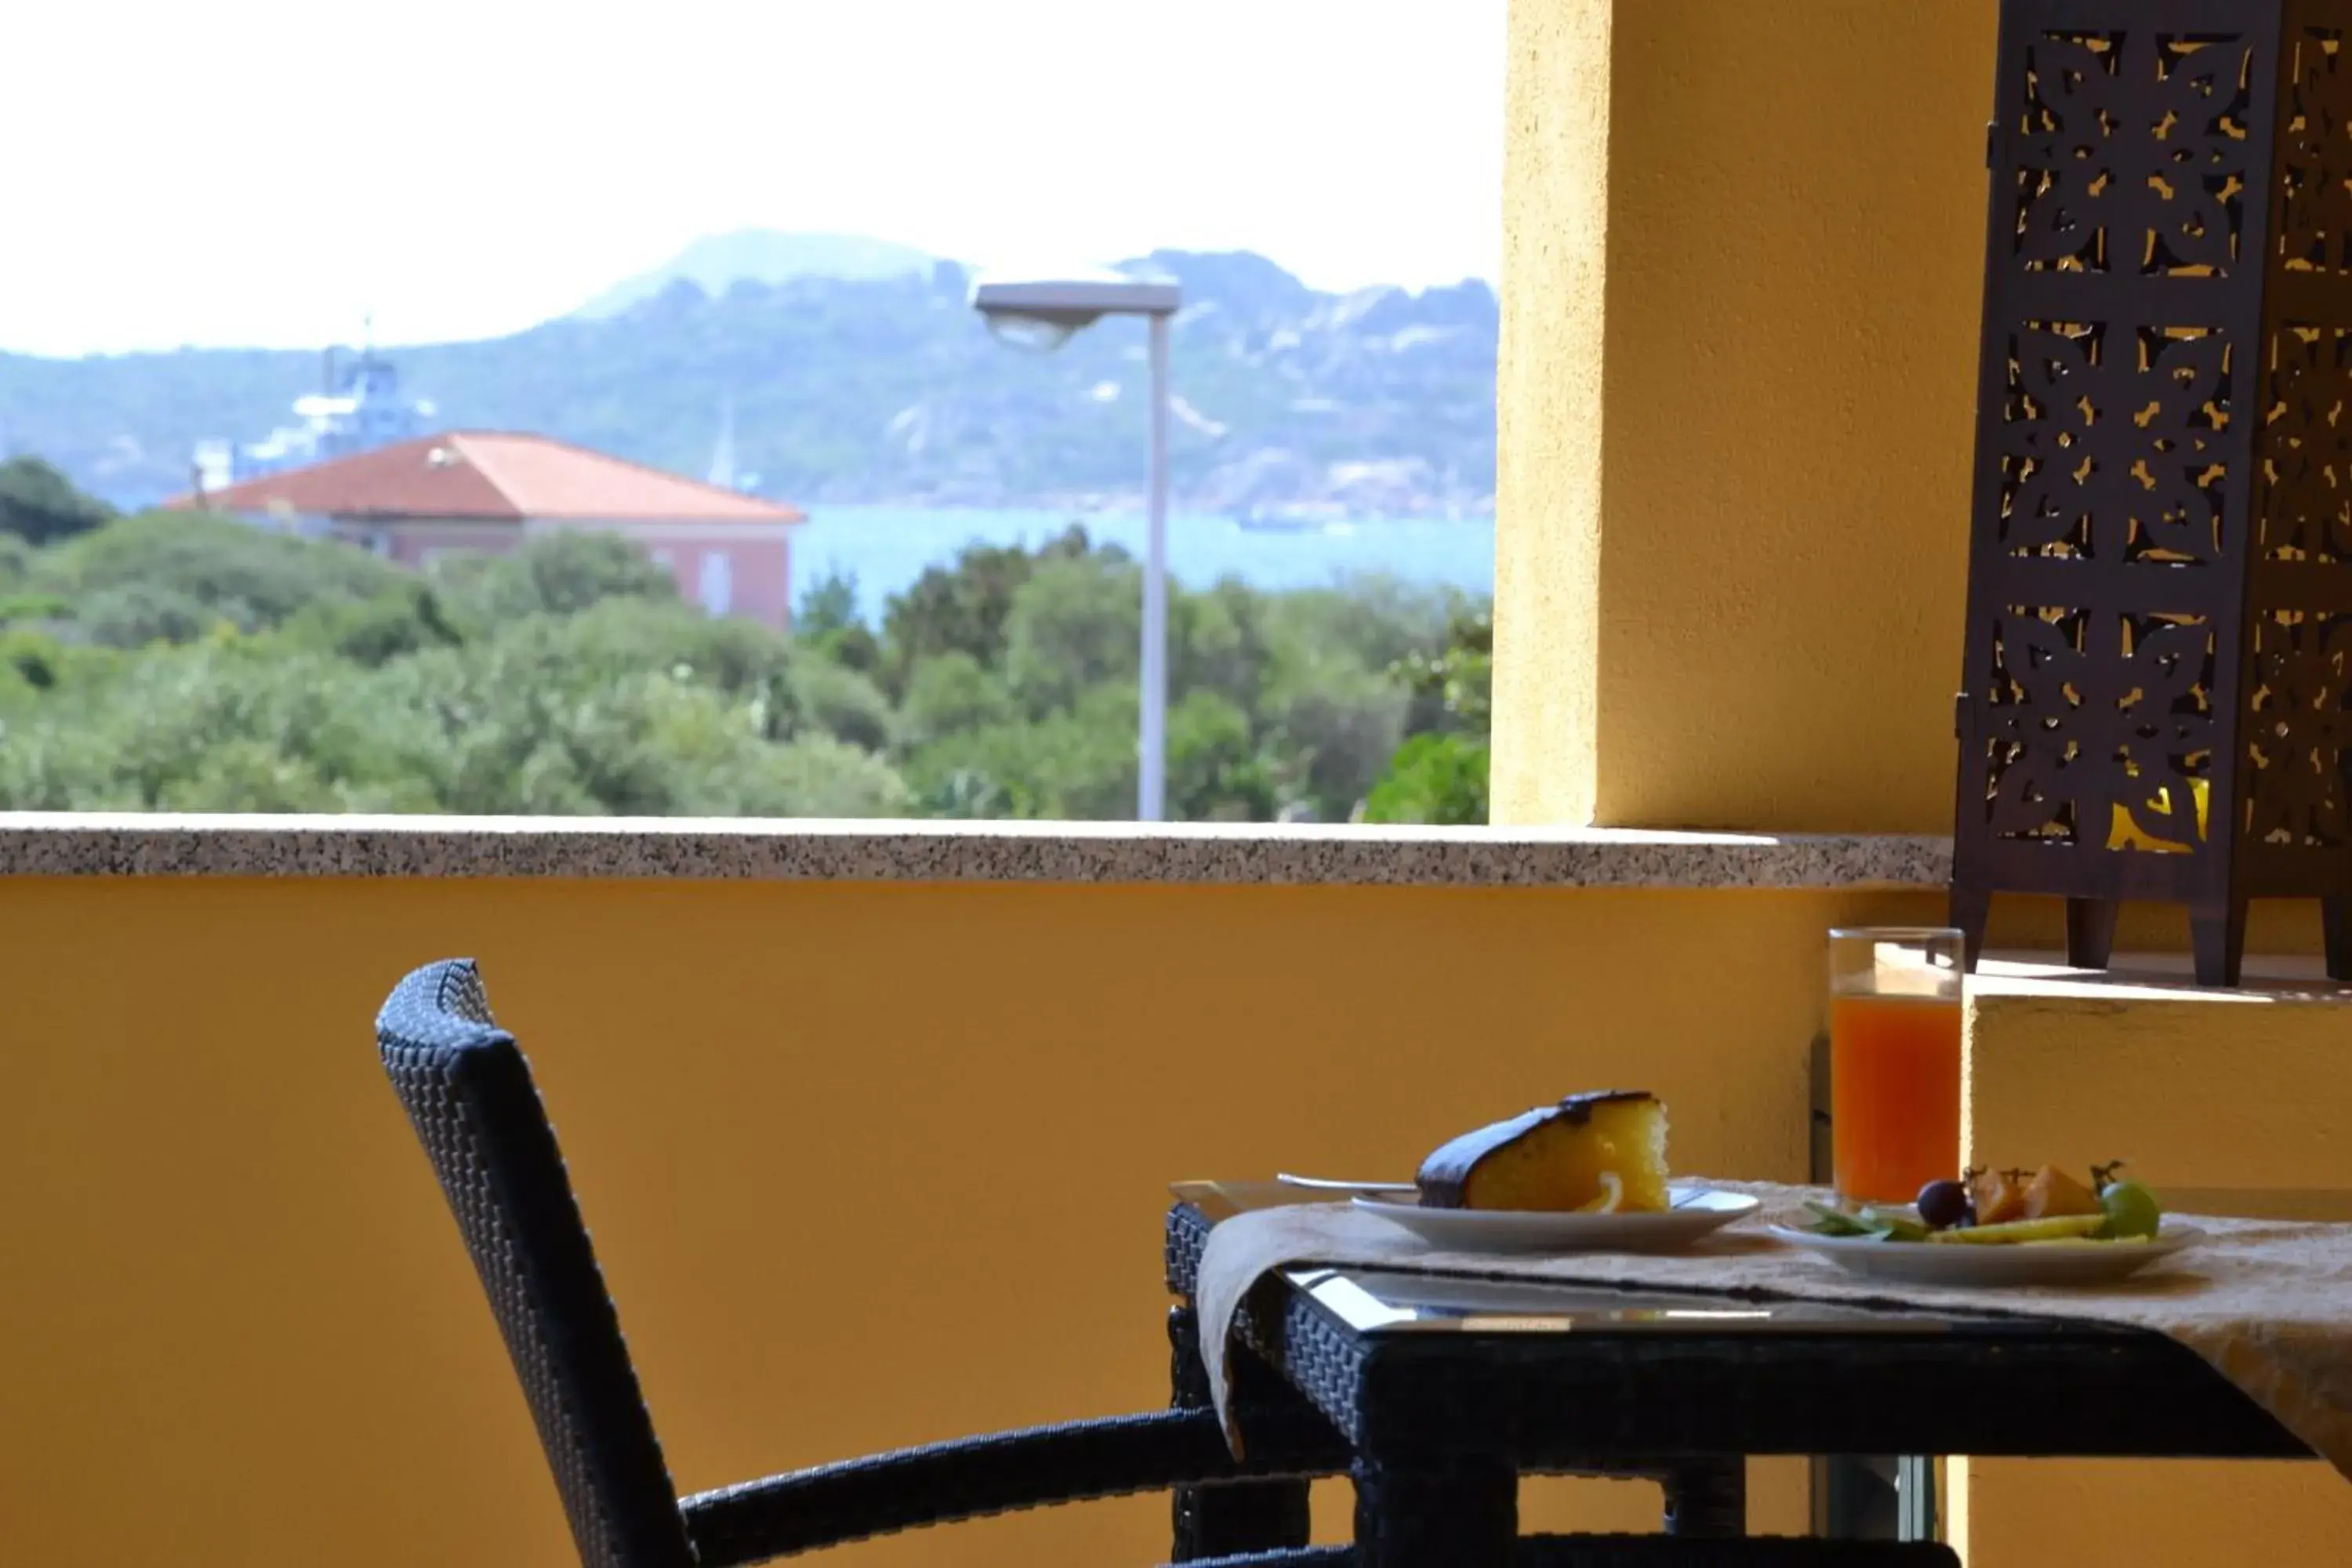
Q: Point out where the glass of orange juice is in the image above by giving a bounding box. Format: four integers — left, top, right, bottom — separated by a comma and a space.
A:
1828, 927, 1963, 1206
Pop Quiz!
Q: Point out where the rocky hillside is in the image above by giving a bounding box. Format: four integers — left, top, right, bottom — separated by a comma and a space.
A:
0, 248, 1497, 518
570, 230, 936, 319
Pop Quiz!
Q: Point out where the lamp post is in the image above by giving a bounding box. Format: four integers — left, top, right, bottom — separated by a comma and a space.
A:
971, 271, 1183, 821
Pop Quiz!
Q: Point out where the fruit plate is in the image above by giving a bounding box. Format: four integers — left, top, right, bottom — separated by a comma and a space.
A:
1766, 1224, 2201, 1287
1352, 1186, 1759, 1254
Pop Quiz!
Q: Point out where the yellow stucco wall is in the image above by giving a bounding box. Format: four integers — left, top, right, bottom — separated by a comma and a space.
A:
1492, 0, 1611, 826
1494, 1, 1995, 832
1955, 965, 2352, 1566
0, 876, 2332, 1566
1492, 2, 2350, 1559
11, 873, 1987, 1567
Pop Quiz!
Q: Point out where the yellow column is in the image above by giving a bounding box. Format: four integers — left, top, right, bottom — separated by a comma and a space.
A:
1494, 5, 2351, 1563
1493, 1, 1994, 831
1492, 0, 1613, 825
1955, 963, 2352, 1566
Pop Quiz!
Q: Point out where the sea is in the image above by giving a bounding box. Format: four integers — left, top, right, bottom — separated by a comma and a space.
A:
794, 506, 1495, 624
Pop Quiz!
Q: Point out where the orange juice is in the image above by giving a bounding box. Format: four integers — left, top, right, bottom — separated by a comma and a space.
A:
1830, 992, 1962, 1204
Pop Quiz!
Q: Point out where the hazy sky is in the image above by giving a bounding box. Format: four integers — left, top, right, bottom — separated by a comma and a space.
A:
2, 2, 1504, 358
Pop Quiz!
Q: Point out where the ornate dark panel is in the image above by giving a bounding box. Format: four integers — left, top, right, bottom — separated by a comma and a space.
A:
2010, 31, 2258, 278
2276, 19, 2352, 276
1954, 0, 2352, 985
1997, 321, 2234, 567
2256, 325, 2352, 564
2245, 609, 2352, 851
1980, 606, 2218, 850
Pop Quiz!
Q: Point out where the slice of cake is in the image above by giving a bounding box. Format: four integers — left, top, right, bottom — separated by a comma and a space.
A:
1415, 1091, 1671, 1213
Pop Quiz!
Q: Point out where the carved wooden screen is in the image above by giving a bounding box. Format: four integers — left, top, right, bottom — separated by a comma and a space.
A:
1952, 0, 2352, 985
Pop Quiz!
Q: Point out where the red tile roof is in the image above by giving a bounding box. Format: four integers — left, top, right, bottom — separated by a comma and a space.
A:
176, 431, 805, 524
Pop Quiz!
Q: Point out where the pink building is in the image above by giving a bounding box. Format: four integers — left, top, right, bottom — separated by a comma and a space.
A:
179, 430, 807, 628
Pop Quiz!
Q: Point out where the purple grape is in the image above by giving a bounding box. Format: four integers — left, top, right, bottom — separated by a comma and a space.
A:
1915, 1178, 1971, 1230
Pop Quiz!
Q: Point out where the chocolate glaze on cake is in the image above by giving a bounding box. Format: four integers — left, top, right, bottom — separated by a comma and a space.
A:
1414, 1091, 1657, 1209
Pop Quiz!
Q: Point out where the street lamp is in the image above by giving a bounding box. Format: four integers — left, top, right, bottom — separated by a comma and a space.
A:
971, 270, 1182, 822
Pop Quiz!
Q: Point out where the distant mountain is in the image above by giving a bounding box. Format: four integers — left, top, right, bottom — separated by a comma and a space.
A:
0, 248, 1498, 519
573, 230, 935, 318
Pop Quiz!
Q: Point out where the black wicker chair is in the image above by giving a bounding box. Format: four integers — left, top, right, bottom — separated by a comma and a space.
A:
376, 958, 1958, 1568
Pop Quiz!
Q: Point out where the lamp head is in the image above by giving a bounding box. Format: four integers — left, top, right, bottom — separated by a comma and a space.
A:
969, 271, 1181, 352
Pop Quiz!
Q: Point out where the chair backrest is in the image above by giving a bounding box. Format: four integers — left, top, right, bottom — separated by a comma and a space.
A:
376, 959, 696, 1568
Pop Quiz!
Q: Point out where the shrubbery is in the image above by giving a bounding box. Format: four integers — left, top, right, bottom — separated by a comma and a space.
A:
0, 488, 1490, 822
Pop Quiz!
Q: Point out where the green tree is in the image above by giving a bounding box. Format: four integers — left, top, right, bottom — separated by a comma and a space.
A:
877, 524, 1099, 695
1362, 602, 1493, 825
1173, 579, 1273, 716
793, 567, 882, 674
34, 510, 410, 632
430, 529, 680, 626
899, 650, 1015, 746
794, 568, 861, 636
278, 583, 466, 667
560, 597, 788, 690
1166, 690, 1279, 822
0, 493, 1486, 826
0, 629, 122, 712
750, 735, 910, 817
786, 657, 895, 753
1003, 554, 1142, 717
1261, 663, 1410, 822
881, 540, 1034, 692
71, 583, 226, 648
1263, 579, 1454, 680
1388, 602, 1493, 734
1359, 733, 1490, 825
1243, 584, 1434, 820
0, 639, 444, 813
0, 571, 916, 817
917, 768, 1008, 818
0, 456, 114, 546
904, 684, 1136, 819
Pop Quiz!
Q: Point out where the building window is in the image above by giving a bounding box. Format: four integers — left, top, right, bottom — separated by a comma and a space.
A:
648, 547, 674, 569
698, 550, 733, 616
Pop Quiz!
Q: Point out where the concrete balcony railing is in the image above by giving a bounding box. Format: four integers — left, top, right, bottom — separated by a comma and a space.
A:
10, 813, 2352, 1566
4, 814, 1958, 1566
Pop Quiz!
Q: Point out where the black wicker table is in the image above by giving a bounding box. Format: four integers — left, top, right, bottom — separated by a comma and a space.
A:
1163, 1199, 2311, 1566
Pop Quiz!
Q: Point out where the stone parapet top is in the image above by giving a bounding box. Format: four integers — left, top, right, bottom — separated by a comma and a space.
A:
0, 812, 1951, 890
1973, 953, 2352, 1007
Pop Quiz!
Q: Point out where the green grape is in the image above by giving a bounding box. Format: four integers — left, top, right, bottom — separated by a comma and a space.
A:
2099, 1179, 2161, 1240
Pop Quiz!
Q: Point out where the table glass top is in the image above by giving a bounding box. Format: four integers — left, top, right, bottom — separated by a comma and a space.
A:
1286, 1265, 1987, 1337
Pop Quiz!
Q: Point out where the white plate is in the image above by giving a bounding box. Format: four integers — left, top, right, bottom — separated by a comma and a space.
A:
1766, 1224, 2201, 1287
1352, 1187, 1759, 1253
